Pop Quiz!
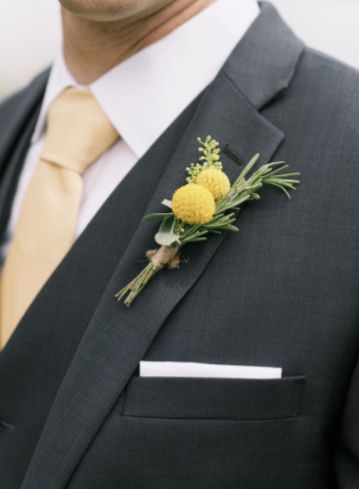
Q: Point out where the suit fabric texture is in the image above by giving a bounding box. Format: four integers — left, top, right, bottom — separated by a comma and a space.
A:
1, 3, 359, 488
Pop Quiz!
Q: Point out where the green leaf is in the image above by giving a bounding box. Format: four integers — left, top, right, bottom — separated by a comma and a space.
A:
143, 212, 174, 222
235, 153, 260, 182
269, 182, 291, 199
263, 165, 289, 177
155, 216, 181, 246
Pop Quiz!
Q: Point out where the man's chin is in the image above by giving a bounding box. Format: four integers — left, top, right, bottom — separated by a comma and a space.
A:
59, 0, 151, 21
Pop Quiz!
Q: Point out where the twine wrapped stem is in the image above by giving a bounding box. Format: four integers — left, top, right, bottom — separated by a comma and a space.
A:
146, 245, 180, 270
115, 245, 180, 306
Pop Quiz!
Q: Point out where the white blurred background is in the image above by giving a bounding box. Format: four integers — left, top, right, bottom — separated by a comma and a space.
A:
0, 0, 359, 102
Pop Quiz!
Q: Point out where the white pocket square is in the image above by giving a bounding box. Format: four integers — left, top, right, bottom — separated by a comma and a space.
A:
140, 361, 282, 379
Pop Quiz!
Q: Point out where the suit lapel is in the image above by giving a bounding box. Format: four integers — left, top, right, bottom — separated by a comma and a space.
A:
0, 70, 49, 176
0, 108, 41, 242
0, 71, 49, 240
21, 3, 304, 489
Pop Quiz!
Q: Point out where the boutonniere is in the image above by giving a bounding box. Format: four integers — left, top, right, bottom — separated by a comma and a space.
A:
116, 136, 300, 307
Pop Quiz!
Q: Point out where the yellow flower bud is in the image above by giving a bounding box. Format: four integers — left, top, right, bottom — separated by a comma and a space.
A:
172, 184, 216, 225
196, 168, 230, 200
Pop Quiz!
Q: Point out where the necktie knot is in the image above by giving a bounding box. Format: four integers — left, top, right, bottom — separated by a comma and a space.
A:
40, 88, 119, 174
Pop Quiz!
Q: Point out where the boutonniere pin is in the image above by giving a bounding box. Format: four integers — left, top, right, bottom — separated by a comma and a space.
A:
116, 136, 300, 306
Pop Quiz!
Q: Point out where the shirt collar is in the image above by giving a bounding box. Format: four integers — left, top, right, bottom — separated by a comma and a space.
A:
32, 0, 259, 158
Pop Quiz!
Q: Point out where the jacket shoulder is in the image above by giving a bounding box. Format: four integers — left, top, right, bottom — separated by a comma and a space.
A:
295, 47, 359, 117
282, 47, 359, 146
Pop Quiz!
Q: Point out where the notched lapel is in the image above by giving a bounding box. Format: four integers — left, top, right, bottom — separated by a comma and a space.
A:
22, 4, 304, 489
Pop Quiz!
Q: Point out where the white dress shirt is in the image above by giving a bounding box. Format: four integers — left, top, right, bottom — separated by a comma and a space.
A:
0, 0, 259, 273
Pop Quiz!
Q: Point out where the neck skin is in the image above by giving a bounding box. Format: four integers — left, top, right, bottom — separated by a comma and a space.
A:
62, 0, 217, 85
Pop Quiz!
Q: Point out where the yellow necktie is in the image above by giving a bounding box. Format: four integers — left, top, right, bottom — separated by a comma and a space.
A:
0, 88, 119, 349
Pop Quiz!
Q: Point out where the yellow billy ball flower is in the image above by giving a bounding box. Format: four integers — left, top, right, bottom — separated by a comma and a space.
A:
196, 168, 230, 201
172, 184, 216, 225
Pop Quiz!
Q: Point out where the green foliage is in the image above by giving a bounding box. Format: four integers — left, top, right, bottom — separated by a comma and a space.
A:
117, 141, 300, 307
180, 153, 300, 247
142, 212, 174, 222
154, 216, 181, 246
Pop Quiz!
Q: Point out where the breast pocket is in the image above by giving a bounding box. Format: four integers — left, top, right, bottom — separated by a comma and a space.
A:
121, 376, 306, 420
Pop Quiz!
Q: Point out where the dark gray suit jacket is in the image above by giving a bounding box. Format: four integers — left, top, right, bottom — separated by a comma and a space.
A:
1, 3, 359, 488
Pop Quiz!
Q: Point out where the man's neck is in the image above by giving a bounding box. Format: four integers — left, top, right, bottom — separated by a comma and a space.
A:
62, 0, 217, 85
